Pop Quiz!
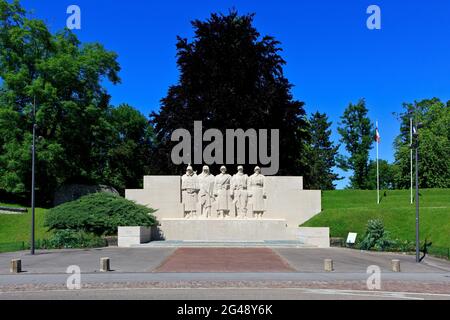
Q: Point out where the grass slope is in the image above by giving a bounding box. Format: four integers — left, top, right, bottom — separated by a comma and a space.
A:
0, 203, 50, 252
1, 189, 449, 255
302, 189, 450, 256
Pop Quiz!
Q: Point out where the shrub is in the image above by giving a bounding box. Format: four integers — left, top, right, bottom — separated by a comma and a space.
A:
391, 239, 416, 253
45, 193, 156, 236
37, 230, 107, 249
359, 219, 395, 251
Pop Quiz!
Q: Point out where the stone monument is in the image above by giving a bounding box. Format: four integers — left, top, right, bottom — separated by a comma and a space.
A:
124, 165, 329, 247
197, 166, 215, 218
231, 166, 249, 219
248, 166, 266, 219
181, 165, 199, 219
214, 166, 232, 219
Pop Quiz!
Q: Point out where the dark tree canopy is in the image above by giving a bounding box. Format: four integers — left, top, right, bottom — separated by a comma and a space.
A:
151, 11, 310, 176
307, 112, 340, 190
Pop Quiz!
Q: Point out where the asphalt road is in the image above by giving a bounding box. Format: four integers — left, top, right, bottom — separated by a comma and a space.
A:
1, 271, 450, 286
1, 287, 449, 300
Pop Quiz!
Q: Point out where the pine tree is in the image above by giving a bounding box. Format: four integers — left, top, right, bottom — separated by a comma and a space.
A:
307, 112, 340, 190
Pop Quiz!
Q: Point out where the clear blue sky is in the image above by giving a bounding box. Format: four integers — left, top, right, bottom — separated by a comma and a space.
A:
22, 0, 450, 188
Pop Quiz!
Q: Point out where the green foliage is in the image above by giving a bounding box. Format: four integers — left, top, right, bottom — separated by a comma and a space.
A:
45, 193, 156, 236
394, 98, 450, 189
367, 159, 397, 190
0, 1, 153, 203
359, 219, 395, 251
302, 189, 450, 255
102, 104, 154, 191
0, 202, 50, 244
150, 10, 311, 176
393, 239, 416, 253
38, 230, 107, 249
307, 112, 341, 190
337, 99, 374, 189
0, 241, 28, 253
0, 201, 105, 251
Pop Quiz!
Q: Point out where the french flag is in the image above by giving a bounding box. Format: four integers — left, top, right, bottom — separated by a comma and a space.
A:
375, 127, 381, 143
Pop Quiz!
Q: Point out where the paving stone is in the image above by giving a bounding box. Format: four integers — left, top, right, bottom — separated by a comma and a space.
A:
154, 248, 296, 273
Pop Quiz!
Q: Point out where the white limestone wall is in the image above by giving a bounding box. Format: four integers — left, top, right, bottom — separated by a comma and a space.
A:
126, 176, 184, 219
264, 177, 321, 226
159, 219, 293, 241
117, 227, 152, 247
297, 227, 330, 248
125, 175, 321, 228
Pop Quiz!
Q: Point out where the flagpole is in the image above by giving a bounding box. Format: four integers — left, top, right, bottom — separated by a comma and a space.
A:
31, 96, 36, 255
410, 117, 413, 204
376, 121, 380, 205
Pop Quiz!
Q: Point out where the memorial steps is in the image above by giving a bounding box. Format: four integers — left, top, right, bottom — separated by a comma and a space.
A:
128, 240, 316, 248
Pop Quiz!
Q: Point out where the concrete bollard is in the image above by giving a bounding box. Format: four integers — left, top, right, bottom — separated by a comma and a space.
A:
324, 259, 334, 272
391, 259, 401, 272
10, 259, 22, 274
100, 257, 111, 272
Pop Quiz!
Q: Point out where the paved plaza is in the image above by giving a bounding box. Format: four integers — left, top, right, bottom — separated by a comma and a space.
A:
1, 246, 448, 274
0, 246, 449, 300
154, 248, 296, 273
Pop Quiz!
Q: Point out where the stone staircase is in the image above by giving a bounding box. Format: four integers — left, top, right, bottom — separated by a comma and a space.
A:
131, 240, 317, 248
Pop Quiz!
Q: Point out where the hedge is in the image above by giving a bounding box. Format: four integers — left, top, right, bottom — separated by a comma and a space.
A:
45, 193, 156, 236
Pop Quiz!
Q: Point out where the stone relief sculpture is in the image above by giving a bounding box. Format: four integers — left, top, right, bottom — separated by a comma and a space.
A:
214, 166, 232, 219
181, 165, 199, 219
180, 165, 267, 220
197, 166, 215, 218
231, 166, 249, 219
248, 166, 266, 219
125, 168, 324, 244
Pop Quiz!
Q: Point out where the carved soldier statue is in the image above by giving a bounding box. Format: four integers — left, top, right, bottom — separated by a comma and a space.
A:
248, 166, 266, 219
214, 166, 232, 219
181, 165, 199, 219
197, 166, 215, 219
231, 166, 249, 219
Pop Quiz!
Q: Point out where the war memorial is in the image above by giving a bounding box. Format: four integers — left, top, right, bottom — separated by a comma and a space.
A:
119, 165, 329, 247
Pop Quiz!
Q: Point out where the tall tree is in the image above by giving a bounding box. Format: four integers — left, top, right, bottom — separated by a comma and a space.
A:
367, 159, 396, 190
394, 98, 450, 188
307, 112, 340, 190
103, 104, 154, 191
337, 99, 374, 189
0, 0, 152, 202
150, 10, 310, 176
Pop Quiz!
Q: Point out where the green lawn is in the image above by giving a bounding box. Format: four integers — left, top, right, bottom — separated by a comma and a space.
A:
1, 190, 449, 256
302, 189, 450, 257
0, 202, 51, 253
